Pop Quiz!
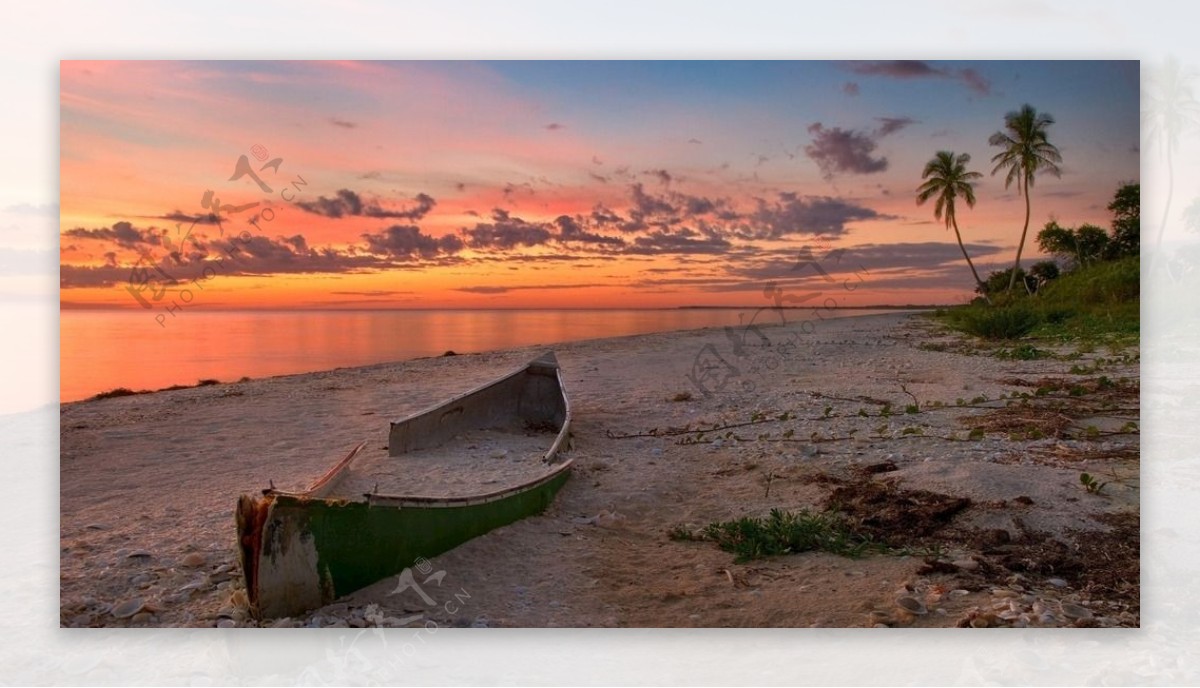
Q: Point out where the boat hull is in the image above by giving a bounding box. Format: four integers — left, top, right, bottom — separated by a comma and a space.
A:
245, 467, 570, 619
236, 352, 573, 620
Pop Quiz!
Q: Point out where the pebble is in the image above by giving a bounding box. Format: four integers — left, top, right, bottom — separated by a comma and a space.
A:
217, 618, 237, 628
127, 550, 152, 560
1046, 577, 1068, 588
178, 580, 206, 595
181, 552, 207, 567
131, 612, 153, 624
952, 559, 979, 571
111, 598, 145, 619
867, 611, 892, 625
1060, 602, 1093, 620
970, 613, 999, 628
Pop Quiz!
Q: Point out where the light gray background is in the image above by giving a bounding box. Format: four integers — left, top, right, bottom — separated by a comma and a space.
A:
6, 1, 1195, 684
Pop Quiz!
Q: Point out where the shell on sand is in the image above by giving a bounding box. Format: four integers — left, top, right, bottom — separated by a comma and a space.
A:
180, 552, 206, 567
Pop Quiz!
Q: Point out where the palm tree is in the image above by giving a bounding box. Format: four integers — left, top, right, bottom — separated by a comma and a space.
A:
1144, 57, 1200, 281
988, 104, 1063, 292
916, 151, 990, 303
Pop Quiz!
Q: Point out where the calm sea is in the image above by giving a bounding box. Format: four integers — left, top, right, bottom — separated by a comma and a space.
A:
60, 308, 905, 403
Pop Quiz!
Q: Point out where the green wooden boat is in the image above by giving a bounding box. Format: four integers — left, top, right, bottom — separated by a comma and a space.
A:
236, 351, 573, 620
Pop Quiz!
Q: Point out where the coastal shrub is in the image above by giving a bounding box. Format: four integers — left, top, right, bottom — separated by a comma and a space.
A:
1041, 307, 1074, 325
698, 508, 878, 562
667, 525, 700, 541
936, 256, 1139, 344
954, 305, 1040, 340
1079, 472, 1108, 495
90, 387, 141, 401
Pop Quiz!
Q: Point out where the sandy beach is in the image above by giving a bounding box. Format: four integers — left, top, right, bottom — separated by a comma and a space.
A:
60, 311, 1139, 628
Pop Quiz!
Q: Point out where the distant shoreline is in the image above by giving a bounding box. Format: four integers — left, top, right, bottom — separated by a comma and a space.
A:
60, 304, 949, 312
674, 304, 945, 310
62, 309, 921, 405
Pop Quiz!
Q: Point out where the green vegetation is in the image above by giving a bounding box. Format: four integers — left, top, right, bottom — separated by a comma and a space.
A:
1107, 182, 1139, 259
931, 179, 1139, 345
1038, 221, 1112, 269
995, 343, 1050, 360
678, 508, 879, 563
937, 257, 1138, 342
1080, 472, 1109, 495
940, 302, 1040, 340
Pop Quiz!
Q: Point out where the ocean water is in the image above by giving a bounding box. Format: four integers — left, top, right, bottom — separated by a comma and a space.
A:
60, 308, 904, 403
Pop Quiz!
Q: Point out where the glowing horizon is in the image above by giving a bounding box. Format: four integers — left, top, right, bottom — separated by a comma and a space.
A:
60, 60, 1140, 312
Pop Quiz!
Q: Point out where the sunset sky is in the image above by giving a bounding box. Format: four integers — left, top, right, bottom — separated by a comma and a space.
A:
59, 60, 1139, 310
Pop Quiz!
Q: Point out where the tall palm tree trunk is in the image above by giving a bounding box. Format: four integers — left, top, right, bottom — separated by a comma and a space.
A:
951, 216, 991, 304
1151, 140, 1176, 282
1008, 175, 1032, 292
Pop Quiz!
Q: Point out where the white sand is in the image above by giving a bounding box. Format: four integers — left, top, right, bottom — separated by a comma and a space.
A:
59, 312, 1139, 628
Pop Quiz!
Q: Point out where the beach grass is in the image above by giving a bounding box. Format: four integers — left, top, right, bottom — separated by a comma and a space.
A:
675, 508, 880, 563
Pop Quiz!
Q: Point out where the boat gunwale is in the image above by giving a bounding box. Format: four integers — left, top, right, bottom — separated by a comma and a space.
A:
263, 351, 572, 505
264, 456, 574, 508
